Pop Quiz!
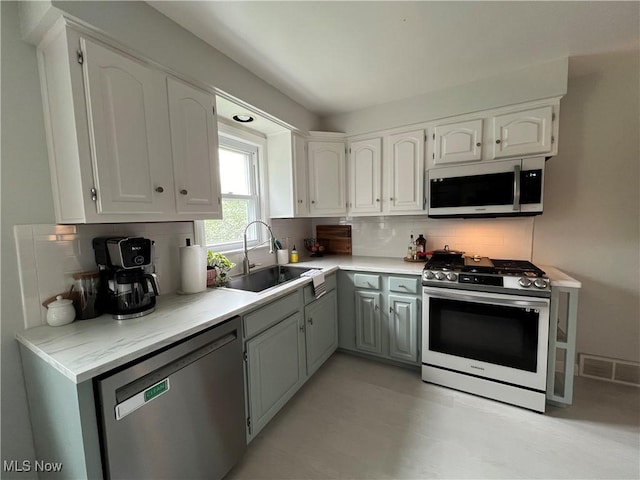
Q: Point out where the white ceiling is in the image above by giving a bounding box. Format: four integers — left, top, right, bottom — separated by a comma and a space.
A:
149, 1, 639, 118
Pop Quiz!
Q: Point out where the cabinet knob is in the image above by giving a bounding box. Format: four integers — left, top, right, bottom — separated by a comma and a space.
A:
180, 189, 188, 195
476, 142, 481, 147
155, 186, 164, 193
390, 197, 394, 201
311, 200, 315, 204
376, 198, 380, 202
496, 139, 501, 144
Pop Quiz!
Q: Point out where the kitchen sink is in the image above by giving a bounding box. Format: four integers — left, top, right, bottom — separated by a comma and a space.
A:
225, 265, 313, 293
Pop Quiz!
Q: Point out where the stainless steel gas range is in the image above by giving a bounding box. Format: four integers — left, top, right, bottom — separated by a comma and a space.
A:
421, 250, 551, 412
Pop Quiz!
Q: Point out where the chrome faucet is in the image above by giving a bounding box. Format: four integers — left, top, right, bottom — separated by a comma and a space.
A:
242, 220, 275, 275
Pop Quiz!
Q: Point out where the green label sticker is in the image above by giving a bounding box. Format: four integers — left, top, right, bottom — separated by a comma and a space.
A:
144, 379, 168, 402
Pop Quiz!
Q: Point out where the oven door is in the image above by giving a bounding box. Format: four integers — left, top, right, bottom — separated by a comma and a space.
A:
422, 286, 549, 391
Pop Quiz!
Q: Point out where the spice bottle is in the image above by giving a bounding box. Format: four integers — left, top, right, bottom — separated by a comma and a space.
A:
416, 234, 427, 256
407, 234, 416, 259
290, 245, 299, 263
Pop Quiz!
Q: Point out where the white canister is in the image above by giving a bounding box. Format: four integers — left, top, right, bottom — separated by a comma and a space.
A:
46, 295, 76, 326
276, 249, 289, 265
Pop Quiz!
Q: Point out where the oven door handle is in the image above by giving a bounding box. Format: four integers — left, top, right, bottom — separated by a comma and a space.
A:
423, 287, 549, 309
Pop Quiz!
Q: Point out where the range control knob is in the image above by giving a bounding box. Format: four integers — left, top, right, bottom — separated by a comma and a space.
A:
446, 272, 458, 281
434, 272, 446, 281
534, 278, 549, 289
423, 270, 435, 280
519, 277, 532, 288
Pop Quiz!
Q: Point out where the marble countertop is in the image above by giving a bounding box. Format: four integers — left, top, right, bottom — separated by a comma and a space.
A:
17, 255, 580, 384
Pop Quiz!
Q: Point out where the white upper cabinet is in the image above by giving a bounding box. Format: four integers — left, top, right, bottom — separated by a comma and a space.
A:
308, 141, 347, 216
492, 106, 554, 159
267, 131, 308, 218
348, 138, 382, 214
293, 134, 309, 216
433, 119, 483, 165
37, 25, 222, 223
167, 76, 222, 217
385, 129, 425, 213
82, 38, 175, 216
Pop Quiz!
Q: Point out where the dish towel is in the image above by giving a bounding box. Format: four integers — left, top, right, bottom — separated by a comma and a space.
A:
301, 269, 326, 299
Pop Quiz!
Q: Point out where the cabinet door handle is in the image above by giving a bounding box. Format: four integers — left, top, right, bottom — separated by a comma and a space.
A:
311, 200, 316, 204
389, 306, 394, 313
308, 317, 313, 325
374, 304, 379, 311
390, 197, 394, 201
496, 139, 501, 144
376, 198, 380, 202
155, 186, 164, 193
180, 189, 188, 195
476, 142, 481, 147
299, 324, 305, 332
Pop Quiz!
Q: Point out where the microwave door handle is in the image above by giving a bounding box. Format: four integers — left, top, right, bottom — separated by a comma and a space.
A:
513, 164, 521, 211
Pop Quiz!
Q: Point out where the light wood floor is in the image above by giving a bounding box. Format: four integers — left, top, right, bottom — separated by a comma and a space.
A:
228, 352, 640, 479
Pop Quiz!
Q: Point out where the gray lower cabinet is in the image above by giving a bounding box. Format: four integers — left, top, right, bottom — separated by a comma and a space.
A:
246, 311, 306, 438
388, 294, 419, 363
354, 290, 383, 355
305, 290, 339, 376
339, 271, 421, 366
244, 275, 337, 441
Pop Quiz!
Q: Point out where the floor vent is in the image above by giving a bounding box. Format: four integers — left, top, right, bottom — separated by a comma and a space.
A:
579, 354, 640, 387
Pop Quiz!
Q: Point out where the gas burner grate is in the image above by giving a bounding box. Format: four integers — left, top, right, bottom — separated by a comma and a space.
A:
491, 259, 546, 276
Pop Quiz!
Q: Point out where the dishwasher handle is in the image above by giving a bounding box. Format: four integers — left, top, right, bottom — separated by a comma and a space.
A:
116, 331, 237, 406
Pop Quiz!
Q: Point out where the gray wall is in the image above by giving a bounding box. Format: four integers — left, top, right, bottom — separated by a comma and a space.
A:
320, 58, 568, 135
533, 51, 640, 363
1, 2, 52, 475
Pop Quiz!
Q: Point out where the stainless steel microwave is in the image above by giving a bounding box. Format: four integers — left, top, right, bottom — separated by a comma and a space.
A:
427, 157, 545, 218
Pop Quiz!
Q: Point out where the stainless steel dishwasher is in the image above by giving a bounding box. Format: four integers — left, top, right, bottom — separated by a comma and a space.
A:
96, 316, 246, 479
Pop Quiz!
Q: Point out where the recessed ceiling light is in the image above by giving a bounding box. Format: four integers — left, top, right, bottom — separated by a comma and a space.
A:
232, 114, 255, 123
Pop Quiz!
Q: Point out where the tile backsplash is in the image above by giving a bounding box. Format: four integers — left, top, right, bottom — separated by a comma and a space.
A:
14, 218, 313, 330
312, 215, 535, 260
14, 215, 531, 329
15, 222, 194, 329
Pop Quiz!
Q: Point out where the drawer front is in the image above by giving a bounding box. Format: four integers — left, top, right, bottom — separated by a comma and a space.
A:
244, 290, 302, 339
388, 276, 419, 294
353, 273, 380, 290
303, 273, 337, 304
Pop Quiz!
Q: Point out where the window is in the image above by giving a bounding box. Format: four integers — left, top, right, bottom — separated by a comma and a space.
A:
202, 136, 262, 251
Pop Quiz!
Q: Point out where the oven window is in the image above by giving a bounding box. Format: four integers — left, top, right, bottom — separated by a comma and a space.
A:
430, 171, 515, 208
429, 298, 539, 372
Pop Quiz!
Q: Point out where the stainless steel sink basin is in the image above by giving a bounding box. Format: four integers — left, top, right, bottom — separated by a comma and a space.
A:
225, 266, 313, 293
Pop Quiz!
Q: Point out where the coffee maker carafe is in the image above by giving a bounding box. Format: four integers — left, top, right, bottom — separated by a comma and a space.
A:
93, 237, 160, 320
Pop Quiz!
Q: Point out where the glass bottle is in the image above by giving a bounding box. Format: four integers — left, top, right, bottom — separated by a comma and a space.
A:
407, 234, 416, 260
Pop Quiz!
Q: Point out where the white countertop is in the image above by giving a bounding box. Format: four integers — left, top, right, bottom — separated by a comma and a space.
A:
16, 256, 580, 384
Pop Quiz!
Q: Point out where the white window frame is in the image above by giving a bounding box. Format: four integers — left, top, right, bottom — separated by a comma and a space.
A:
196, 125, 269, 253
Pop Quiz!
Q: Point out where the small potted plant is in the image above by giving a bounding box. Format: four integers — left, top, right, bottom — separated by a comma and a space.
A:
206, 251, 235, 287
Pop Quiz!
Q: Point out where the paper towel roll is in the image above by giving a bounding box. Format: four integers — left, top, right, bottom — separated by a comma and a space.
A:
180, 245, 206, 293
